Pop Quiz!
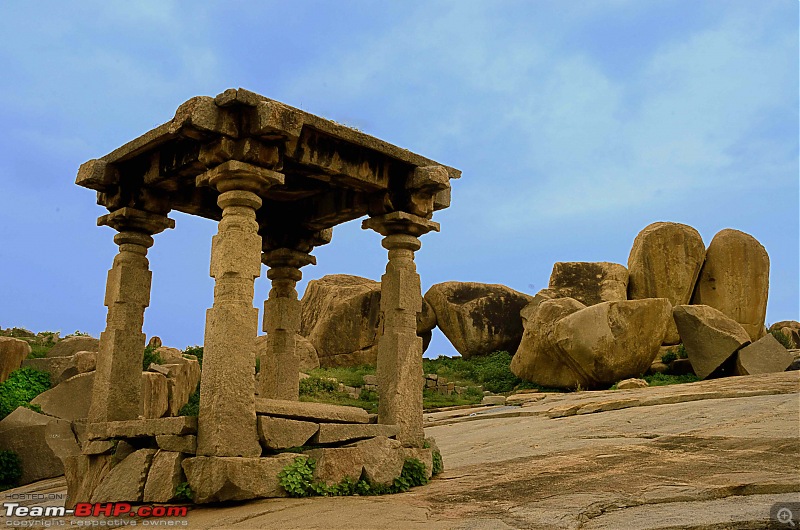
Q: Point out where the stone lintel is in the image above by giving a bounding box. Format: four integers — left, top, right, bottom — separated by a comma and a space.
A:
255, 399, 369, 424
196, 160, 284, 193
408, 166, 450, 193
362, 211, 440, 237
156, 435, 197, 454
262, 248, 317, 269
76, 159, 115, 192
313, 423, 399, 444
87, 417, 197, 441
97, 207, 175, 235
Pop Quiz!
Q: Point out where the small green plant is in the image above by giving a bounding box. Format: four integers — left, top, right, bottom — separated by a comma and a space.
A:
0, 450, 22, 490
22, 403, 43, 414
278, 457, 317, 497
183, 346, 204, 366
178, 384, 200, 417
770, 329, 794, 349
359, 388, 378, 402
68, 330, 90, 337
174, 481, 193, 502
675, 344, 688, 359
431, 449, 444, 476
661, 350, 678, 364
0, 368, 51, 420
142, 345, 163, 371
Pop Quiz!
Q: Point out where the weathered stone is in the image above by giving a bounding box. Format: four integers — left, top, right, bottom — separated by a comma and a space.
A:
47, 336, 99, 358
140, 372, 169, 419
769, 321, 800, 348
0, 337, 31, 383
648, 361, 669, 375
481, 395, 507, 406
627, 222, 706, 344
313, 423, 399, 444
256, 333, 319, 375
350, 436, 404, 486
156, 435, 197, 454
182, 454, 300, 503
692, 229, 770, 341
0, 407, 79, 485
548, 262, 628, 307
673, 305, 751, 379
425, 282, 535, 359
147, 336, 162, 349
735, 334, 794, 375
256, 398, 369, 424
82, 440, 114, 455
303, 446, 364, 485
616, 378, 649, 389
159, 360, 201, 416
553, 299, 672, 388
31, 372, 94, 421
511, 298, 588, 389
91, 448, 157, 502
154, 346, 183, 362
87, 416, 197, 441
143, 450, 185, 503
63, 454, 113, 509
401, 446, 435, 480
258, 416, 318, 450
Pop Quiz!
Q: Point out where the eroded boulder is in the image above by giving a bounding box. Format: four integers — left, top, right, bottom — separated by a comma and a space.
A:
425, 282, 534, 358
673, 305, 751, 379
0, 337, 31, 384
548, 262, 628, 306
691, 229, 769, 342
627, 222, 706, 344
735, 334, 794, 376
23, 351, 96, 386
552, 299, 672, 388
47, 336, 99, 358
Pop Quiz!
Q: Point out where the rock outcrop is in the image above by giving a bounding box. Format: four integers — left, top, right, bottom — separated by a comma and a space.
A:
0, 337, 31, 384
548, 262, 628, 307
552, 299, 672, 388
673, 305, 751, 379
425, 282, 534, 359
22, 351, 96, 385
627, 222, 706, 344
47, 336, 99, 358
691, 229, 769, 342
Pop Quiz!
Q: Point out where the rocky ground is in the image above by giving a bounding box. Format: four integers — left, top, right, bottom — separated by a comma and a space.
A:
5, 371, 798, 529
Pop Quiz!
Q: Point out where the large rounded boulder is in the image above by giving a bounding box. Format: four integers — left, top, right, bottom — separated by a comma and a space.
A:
627, 222, 706, 344
552, 299, 672, 388
548, 262, 628, 306
300, 275, 434, 367
0, 337, 31, 383
425, 282, 534, 359
691, 229, 769, 342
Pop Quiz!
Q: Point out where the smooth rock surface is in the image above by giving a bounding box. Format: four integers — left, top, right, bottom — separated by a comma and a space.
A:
692, 228, 770, 341
673, 304, 751, 379
425, 282, 534, 359
31, 372, 94, 421
548, 261, 628, 306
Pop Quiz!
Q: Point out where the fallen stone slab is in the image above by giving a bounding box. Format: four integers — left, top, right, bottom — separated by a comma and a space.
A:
87, 416, 197, 441
156, 434, 197, 454
312, 423, 399, 444
673, 304, 751, 379
735, 333, 793, 375
30, 372, 94, 421
258, 416, 318, 450
256, 398, 369, 424
182, 454, 300, 503
143, 450, 185, 503
91, 448, 156, 502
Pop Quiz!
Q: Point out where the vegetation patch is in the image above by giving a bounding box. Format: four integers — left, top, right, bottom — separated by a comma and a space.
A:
308, 365, 375, 388
183, 346, 204, 366
643, 373, 700, 387
0, 368, 51, 420
0, 450, 22, 491
770, 329, 794, 350
142, 345, 163, 371
178, 384, 200, 417
278, 456, 429, 498
173, 481, 194, 502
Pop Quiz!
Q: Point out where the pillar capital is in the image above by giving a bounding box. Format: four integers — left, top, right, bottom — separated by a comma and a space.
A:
98, 207, 175, 236
196, 160, 284, 194
362, 211, 440, 238
262, 248, 317, 270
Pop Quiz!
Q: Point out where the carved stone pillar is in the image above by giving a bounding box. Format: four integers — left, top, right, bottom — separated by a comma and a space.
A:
362, 212, 439, 446
259, 248, 315, 400
195, 161, 283, 457
88, 207, 174, 423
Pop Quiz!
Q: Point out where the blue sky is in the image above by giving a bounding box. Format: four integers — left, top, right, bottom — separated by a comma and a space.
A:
0, 1, 797, 358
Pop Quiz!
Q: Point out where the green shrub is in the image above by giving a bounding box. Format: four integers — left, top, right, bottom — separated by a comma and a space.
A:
0, 368, 51, 420
431, 449, 444, 476
178, 384, 200, 417
771, 329, 794, 349
300, 376, 337, 396
675, 344, 688, 359
644, 373, 699, 387
661, 350, 678, 364
423, 351, 531, 393
183, 346, 204, 366
27, 344, 52, 359
173, 482, 193, 502
278, 456, 429, 498
142, 345, 163, 371
0, 450, 22, 490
